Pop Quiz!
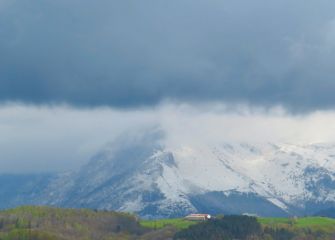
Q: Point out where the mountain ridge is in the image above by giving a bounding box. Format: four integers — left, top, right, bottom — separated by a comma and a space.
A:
1, 135, 335, 218
37, 137, 335, 218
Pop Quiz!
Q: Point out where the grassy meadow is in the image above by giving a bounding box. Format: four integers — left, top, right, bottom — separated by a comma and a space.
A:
259, 216, 335, 232
140, 218, 196, 230
141, 216, 335, 231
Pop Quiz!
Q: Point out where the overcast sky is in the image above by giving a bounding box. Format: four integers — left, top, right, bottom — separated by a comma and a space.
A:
1, 1, 335, 173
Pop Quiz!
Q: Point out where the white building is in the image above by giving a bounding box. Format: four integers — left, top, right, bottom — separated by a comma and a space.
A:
184, 213, 212, 221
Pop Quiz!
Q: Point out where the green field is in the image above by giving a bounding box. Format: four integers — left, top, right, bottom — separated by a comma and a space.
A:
259, 217, 335, 232
140, 218, 197, 229
142, 216, 335, 232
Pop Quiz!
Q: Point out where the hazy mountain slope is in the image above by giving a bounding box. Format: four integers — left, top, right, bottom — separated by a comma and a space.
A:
0, 174, 54, 209
35, 135, 335, 218
38, 133, 196, 218
314, 208, 335, 218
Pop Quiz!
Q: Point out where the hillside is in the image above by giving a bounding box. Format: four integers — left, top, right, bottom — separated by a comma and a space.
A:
145, 216, 335, 240
0, 206, 177, 240
0, 206, 335, 240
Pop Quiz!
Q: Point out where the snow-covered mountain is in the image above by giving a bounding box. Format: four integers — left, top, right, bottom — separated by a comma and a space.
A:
34, 133, 335, 218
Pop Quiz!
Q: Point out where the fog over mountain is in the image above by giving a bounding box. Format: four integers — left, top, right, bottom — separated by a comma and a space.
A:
1, 104, 335, 173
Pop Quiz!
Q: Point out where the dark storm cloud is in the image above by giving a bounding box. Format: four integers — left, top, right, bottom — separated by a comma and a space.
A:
1, 0, 335, 111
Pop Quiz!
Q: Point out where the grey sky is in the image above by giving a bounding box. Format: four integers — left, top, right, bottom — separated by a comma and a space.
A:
2, 1, 335, 173
1, 0, 335, 111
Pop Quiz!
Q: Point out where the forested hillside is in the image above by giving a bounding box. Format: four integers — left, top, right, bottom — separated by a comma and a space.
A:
0, 206, 335, 240
0, 206, 176, 240
174, 215, 335, 240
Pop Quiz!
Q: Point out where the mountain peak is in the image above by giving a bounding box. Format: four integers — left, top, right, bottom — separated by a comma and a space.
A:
2, 139, 335, 218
